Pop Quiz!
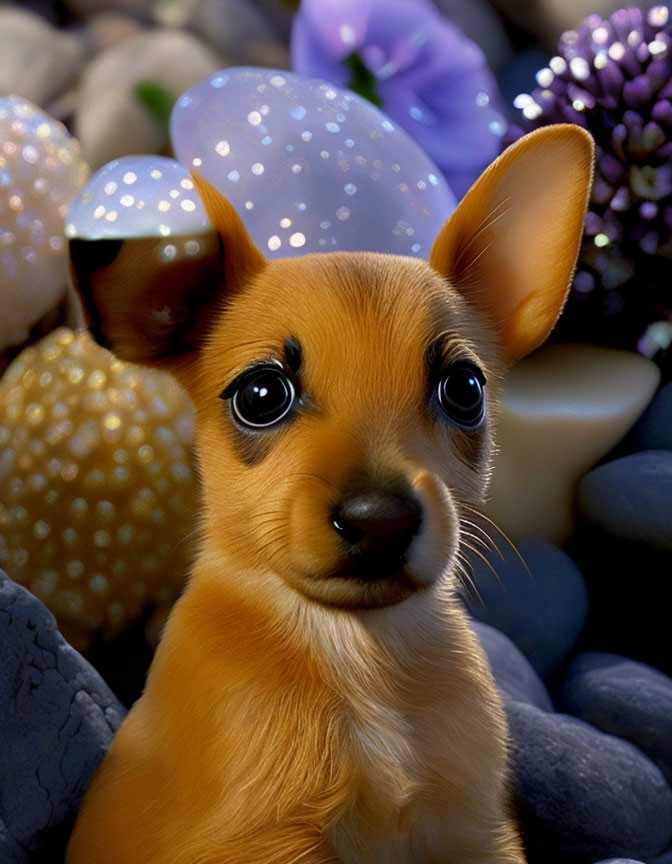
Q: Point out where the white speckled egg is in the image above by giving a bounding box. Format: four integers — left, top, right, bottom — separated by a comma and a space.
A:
0, 97, 89, 352
170, 67, 456, 258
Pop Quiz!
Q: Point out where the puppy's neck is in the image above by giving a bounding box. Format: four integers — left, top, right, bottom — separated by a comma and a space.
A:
189, 550, 464, 687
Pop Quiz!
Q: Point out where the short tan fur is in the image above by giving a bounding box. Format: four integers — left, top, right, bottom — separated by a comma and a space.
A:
66, 125, 593, 864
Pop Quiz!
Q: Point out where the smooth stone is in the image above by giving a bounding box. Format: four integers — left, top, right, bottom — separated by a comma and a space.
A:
171, 67, 456, 260
577, 451, 672, 549
84, 11, 144, 53
76, 29, 223, 169
572, 459, 672, 673
0, 96, 89, 352
592, 860, 647, 864
630, 382, 672, 451
163, 0, 288, 67
485, 344, 660, 545
0, 8, 84, 106
471, 620, 553, 711
0, 570, 126, 857
558, 653, 672, 786
650, 851, 672, 864
507, 701, 672, 862
462, 536, 588, 679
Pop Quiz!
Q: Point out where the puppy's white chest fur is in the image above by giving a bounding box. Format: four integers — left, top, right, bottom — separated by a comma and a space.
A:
327, 700, 451, 864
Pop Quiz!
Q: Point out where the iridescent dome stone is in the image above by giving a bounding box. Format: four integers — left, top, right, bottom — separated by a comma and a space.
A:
170, 67, 456, 258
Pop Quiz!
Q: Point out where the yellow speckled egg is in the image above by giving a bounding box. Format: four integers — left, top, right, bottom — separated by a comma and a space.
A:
0, 327, 199, 650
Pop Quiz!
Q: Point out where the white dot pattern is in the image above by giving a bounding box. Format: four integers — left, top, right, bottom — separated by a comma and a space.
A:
0, 96, 89, 351
66, 156, 213, 241
170, 68, 455, 259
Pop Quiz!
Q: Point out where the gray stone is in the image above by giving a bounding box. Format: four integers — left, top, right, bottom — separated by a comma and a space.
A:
507, 701, 672, 862
630, 382, 672, 451
558, 653, 672, 786
472, 620, 553, 711
0, 570, 126, 859
462, 535, 588, 678
577, 450, 672, 549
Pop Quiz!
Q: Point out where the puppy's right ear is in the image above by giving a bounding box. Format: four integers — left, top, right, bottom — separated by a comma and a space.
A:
69, 173, 265, 365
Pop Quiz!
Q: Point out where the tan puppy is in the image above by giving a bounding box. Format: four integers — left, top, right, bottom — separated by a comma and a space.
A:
66, 125, 593, 864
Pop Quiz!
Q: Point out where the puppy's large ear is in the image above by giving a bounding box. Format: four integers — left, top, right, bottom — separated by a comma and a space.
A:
69, 173, 265, 364
429, 125, 594, 364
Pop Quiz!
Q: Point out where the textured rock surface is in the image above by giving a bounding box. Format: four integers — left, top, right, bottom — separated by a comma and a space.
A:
485, 344, 660, 544
472, 620, 553, 711
0, 570, 126, 860
507, 701, 672, 863
558, 653, 672, 786
464, 536, 588, 678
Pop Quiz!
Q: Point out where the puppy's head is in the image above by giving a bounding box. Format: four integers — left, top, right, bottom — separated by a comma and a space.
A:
69, 126, 593, 610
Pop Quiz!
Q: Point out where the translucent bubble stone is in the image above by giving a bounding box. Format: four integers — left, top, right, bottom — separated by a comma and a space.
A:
170, 67, 456, 259
66, 154, 213, 241
0, 96, 89, 351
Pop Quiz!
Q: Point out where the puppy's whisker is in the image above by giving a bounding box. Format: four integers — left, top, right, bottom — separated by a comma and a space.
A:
459, 538, 504, 590
459, 503, 532, 582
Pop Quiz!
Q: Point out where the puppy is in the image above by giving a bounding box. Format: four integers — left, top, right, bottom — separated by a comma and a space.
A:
66, 125, 593, 864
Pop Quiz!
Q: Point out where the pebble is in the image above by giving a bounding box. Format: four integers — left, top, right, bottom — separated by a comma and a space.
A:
507, 701, 672, 862
84, 11, 145, 53
171, 67, 456, 260
0, 328, 200, 651
171, 0, 288, 67
558, 653, 672, 787
0, 95, 89, 352
75, 28, 223, 169
0, 7, 84, 107
0, 570, 125, 859
629, 381, 672, 451
471, 620, 553, 711
573, 450, 672, 674
485, 344, 660, 544
463, 536, 588, 679
577, 451, 672, 549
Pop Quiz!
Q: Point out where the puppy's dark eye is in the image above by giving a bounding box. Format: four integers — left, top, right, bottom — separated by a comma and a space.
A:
228, 366, 295, 429
437, 364, 485, 428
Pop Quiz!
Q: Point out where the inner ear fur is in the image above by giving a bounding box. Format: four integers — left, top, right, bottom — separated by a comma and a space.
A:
68, 173, 265, 365
429, 125, 594, 364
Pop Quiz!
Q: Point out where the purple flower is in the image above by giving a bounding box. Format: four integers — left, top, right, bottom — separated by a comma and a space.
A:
510, 5, 672, 378
290, 0, 506, 197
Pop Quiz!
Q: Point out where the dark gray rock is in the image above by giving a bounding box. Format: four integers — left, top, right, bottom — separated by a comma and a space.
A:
0, 818, 31, 864
592, 860, 647, 864
472, 620, 553, 711
630, 382, 672, 451
0, 570, 126, 861
558, 653, 672, 787
573, 451, 672, 674
650, 850, 672, 864
577, 451, 672, 549
462, 535, 589, 678
507, 701, 672, 863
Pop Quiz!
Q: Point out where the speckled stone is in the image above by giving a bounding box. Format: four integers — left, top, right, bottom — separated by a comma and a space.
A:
507, 701, 672, 863
471, 620, 553, 711
558, 653, 672, 787
0, 570, 125, 860
462, 536, 588, 679
170, 67, 456, 259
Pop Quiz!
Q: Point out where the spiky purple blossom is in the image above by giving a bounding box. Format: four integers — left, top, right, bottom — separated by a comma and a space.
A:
511, 5, 672, 377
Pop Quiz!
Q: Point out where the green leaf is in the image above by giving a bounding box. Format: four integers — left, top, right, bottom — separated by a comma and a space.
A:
133, 81, 175, 133
341, 51, 383, 108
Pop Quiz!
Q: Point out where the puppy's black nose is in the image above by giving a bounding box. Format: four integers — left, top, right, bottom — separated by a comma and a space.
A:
331, 490, 422, 558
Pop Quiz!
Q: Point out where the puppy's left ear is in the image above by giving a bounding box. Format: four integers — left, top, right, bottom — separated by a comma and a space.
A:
429, 125, 594, 364
69, 173, 265, 365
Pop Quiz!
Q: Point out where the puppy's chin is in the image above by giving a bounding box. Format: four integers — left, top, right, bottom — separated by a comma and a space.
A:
286, 560, 442, 610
